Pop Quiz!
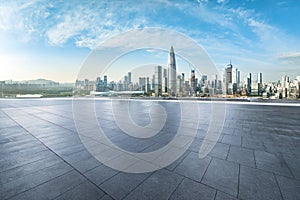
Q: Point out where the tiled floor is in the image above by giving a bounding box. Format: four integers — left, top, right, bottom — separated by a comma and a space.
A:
0, 98, 300, 200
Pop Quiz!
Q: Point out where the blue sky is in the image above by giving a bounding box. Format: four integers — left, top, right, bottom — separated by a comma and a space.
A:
0, 0, 299, 83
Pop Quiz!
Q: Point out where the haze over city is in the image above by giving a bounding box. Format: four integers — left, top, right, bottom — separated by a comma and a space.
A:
1, 0, 300, 83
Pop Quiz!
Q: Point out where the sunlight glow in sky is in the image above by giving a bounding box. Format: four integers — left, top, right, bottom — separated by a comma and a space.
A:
0, 0, 299, 82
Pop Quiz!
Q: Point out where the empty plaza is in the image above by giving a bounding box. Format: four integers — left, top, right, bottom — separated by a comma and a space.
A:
0, 98, 300, 200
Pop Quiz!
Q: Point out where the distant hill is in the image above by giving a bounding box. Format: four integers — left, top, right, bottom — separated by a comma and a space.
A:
4, 79, 74, 87
20, 78, 59, 85
1, 78, 74, 98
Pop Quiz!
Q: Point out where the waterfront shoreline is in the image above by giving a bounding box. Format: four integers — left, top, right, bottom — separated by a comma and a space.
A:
1, 96, 299, 104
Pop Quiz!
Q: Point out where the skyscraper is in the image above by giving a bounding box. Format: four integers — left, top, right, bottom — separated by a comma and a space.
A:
258, 72, 263, 95
155, 65, 163, 96
258, 72, 263, 84
237, 71, 241, 85
222, 61, 240, 95
282, 75, 289, 98
96, 77, 104, 92
182, 73, 186, 95
124, 75, 128, 90
146, 77, 150, 93
163, 68, 168, 93
177, 75, 182, 95
104, 75, 108, 90
128, 72, 132, 84
168, 46, 176, 96
247, 73, 252, 95
211, 74, 218, 94
151, 74, 155, 91
190, 70, 196, 94
139, 77, 146, 92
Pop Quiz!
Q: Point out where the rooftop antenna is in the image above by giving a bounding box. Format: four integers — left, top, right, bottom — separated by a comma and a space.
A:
189, 63, 199, 75
227, 59, 232, 67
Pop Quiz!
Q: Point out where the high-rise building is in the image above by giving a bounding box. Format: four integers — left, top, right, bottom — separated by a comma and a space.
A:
177, 75, 182, 95
168, 46, 176, 96
222, 63, 233, 95
151, 75, 155, 91
190, 70, 196, 94
247, 73, 252, 95
281, 75, 289, 98
247, 72, 263, 96
138, 77, 150, 93
181, 73, 186, 95
96, 77, 105, 92
155, 65, 163, 96
104, 75, 108, 90
251, 73, 258, 95
211, 74, 218, 95
139, 77, 146, 92
201, 75, 207, 84
258, 73, 262, 84
211, 75, 217, 88
222, 61, 240, 95
163, 68, 168, 93
258, 72, 263, 95
222, 69, 227, 94
163, 68, 168, 78
181, 73, 185, 82
128, 72, 132, 84
232, 68, 238, 94
83, 79, 95, 91
226, 63, 233, 83
123, 75, 128, 90
146, 77, 150, 93
117, 81, 123, 91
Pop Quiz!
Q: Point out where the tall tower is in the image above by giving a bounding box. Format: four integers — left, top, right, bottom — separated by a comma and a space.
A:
104, 75, 108, 91
258, 72, 263, 95
163, 68, 168, 93
190, 70, 196, 94
128, 72, 132, 84
155, 65, 163, 96
168, 46, 177, 96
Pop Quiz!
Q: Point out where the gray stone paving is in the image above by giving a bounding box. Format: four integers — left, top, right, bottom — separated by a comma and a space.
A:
0, 99, 300, 200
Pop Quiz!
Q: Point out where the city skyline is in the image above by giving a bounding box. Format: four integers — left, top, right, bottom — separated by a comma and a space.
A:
1, 1, 300, 82
72, 46, 299, 99
1, 1, 300, 199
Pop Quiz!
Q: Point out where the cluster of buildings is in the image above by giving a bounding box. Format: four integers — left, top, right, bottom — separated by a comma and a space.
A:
76, 46, 220, 97
74, 46, 300, 99
221, 63, 264, 96
264, 75, 300, 99
221, 63, 300, 99
1, 46, 297, 99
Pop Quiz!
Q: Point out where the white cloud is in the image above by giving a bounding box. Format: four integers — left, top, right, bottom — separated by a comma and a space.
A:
0, 0, 297, 54
0, 0, 299, 81
277, 52, 300, 59
276, 52, 300, 66
217, 0, 226, 3
0, 0, 54, 43
46, 14, 87, 45
0, 0, 259, 51
197, 0, 209, 4
228, 7, 300, 55
44, 2, 150, 49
